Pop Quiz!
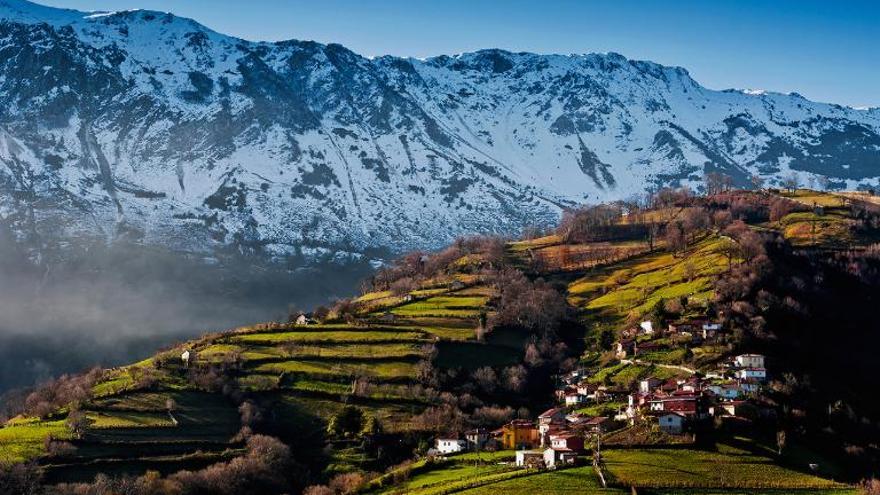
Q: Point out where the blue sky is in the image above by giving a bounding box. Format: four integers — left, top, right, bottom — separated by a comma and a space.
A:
40, 0, 879, 108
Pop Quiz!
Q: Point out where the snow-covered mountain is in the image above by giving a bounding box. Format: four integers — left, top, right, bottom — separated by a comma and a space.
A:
1, 0, 879, 259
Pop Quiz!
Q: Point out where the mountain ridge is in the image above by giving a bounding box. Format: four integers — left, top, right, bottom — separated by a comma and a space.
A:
1, 0, 879, 261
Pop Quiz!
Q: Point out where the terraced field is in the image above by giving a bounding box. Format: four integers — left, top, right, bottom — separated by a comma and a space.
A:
370, 451, 525, 495
568, 235, 734, 330
455, 466, 617, 495
0, 418, 72, 464
0, 272, 532, 483
602, 445, 854, 491
4, 189, 867, 492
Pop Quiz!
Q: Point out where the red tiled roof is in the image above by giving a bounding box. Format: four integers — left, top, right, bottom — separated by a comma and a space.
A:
539, 407, 564, 418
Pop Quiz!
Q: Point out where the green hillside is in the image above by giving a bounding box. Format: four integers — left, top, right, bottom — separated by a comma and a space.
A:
3, 189, 878, 494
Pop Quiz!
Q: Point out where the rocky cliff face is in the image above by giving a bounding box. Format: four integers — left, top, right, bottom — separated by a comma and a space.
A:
1, 0, 878, 260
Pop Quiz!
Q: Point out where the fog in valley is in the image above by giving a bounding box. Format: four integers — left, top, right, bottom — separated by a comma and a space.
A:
0, 231, 375, 402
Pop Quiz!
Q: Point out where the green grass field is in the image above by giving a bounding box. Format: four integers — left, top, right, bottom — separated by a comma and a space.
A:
390, 296, 488, 318
778, 211, 855, 247
373, 451, 523, 495
568, 236, 732, 329
86, 410, 175, 429
0, 418, 72, 464
253, 358, 420, 380
228, 329, 429, 345
455, 465, 618, 494
603, 446, 850, 490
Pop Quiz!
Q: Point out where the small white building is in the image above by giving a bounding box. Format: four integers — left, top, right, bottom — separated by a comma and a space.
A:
708, 384, 741, 399
295, 313, 312, 325
577, 382, 597, 397
435, 438, 467, 455
639, 321, 654, 335
736, 368, 767, 381
639, 377, 661, 393
564, 393, 586, 406
180, 350, 192, 367
735, 354, 765, 369
657, 412, 686, 434
543, 447, 578, 468
702, 322, 722, 339
515, 449, 544, 467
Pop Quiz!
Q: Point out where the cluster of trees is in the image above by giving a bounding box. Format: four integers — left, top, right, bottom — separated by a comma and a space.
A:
325, 405, 381, 440
557, 204, 634, 243
15, 367, 103, 420
485, 268, 569, 335
365, 236, 507, 296
304, 472, 371, 495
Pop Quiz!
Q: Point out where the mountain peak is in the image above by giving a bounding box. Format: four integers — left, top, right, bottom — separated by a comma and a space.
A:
0, 0, 90, 24
0, 0, 217, 39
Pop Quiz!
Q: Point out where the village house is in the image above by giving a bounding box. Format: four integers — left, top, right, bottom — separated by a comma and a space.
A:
543, 447, 578, 468
659, 378, 679, 394
639, 377, 662, 393
667, 319, 700, 334
704, 369, 726, 380
434, 438, 467, 455
736, 368, 767, 381
538, 408, 567, 446
565, 413, 591, 426
708, 383, 742, 400
515, 449, 544, 467
739, 378, 762, 393
294, 313, 315, 325
656, 411, 687, 434
720, 400, 754, 418
499, 420, 540, 450
626, 393, 651, 420
735, 353, 765, 369
679, 377, 702, 393
549, 433, 584, 452
639, 320, 654, 335
602, 385, 628, 402
539, 407, 566, 425
564, 392, 587, 407
615, 340, 634, 359
649, 391, 710, 419
577, 382, 599, 398
702, 322, 722, 340
555, 385, 577, 402
465, 428, 489, 450
180, 350, 192, 367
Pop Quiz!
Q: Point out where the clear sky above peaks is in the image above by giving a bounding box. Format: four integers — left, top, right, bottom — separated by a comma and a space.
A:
39, 0, 880, 108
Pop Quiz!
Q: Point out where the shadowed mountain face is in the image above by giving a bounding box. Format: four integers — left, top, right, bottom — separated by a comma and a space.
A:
0, 0, 879, 261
